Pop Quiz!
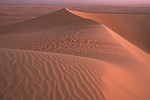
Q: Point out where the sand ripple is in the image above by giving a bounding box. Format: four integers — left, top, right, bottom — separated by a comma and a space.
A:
0, 48, 106, 100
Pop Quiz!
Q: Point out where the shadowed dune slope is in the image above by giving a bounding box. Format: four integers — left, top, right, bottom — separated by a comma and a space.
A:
0, 8, 150, 100
0, 8, 147, 65
0, 6, 61, 27
0, 8, 95, 34
1, 48, 150, 100
69, 9, 150, 54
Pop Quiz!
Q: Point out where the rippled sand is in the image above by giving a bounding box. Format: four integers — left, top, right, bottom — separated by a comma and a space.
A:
0, 8, 150, 100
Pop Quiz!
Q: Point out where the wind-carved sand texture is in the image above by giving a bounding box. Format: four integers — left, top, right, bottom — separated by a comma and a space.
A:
0, 8, 150, 100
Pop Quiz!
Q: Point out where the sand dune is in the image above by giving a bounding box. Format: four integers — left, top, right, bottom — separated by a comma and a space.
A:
69, 9, 150, 54
1, 48, 150, 100
0, 8, 146, 65
0, 8, 150, 100
0, 6, 62, 26
0, 48, 105, 100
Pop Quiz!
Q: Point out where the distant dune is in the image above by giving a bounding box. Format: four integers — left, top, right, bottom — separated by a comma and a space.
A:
0, 6, 62, 26
0, 8, 150, 100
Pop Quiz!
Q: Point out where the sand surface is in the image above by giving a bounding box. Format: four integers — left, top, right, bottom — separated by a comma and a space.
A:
0, 8, 150, 100
69, 9, 150, 54
0, 5, 64, 26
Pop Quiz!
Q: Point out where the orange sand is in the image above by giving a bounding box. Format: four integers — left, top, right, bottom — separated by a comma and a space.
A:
0, 8, 150, 100
68, 9, 150, 53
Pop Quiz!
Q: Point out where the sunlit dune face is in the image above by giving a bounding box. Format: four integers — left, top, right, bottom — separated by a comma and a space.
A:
0, 8, 150, 100
68, 9, 150, 54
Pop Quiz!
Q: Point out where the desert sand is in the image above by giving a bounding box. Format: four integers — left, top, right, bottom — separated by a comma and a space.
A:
0, 5, 63, 26
0, 8, 150, 100
69, 9, 150, 54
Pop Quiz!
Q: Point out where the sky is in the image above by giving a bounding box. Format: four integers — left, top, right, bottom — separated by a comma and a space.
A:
0, 0, 150, 5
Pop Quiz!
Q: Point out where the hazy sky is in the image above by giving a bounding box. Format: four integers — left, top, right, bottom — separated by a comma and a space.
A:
0, 0, 150, 5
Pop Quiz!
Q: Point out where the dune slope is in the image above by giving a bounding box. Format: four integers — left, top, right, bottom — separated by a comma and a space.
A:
69, 9, 150, 54
0, 48, 105, 100
1, 48, 150, 100
0, 8, 145, 65
0, 8, 150, 100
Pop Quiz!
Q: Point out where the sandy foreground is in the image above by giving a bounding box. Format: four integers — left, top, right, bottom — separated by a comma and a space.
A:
0, 8, 150, 100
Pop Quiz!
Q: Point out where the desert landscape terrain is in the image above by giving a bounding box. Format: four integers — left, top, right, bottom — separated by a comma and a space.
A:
0, 5, 150, 100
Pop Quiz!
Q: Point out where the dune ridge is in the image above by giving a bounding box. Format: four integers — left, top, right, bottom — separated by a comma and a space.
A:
0, 8, 146, 65
0, 8, 150, 100
68, 8, 150, 54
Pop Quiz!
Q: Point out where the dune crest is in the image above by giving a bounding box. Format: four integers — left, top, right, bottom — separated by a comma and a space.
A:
0, 8, 147, 65
68, 8, 150, 65
68, 8, 150, 54
0, 8, 150, 100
